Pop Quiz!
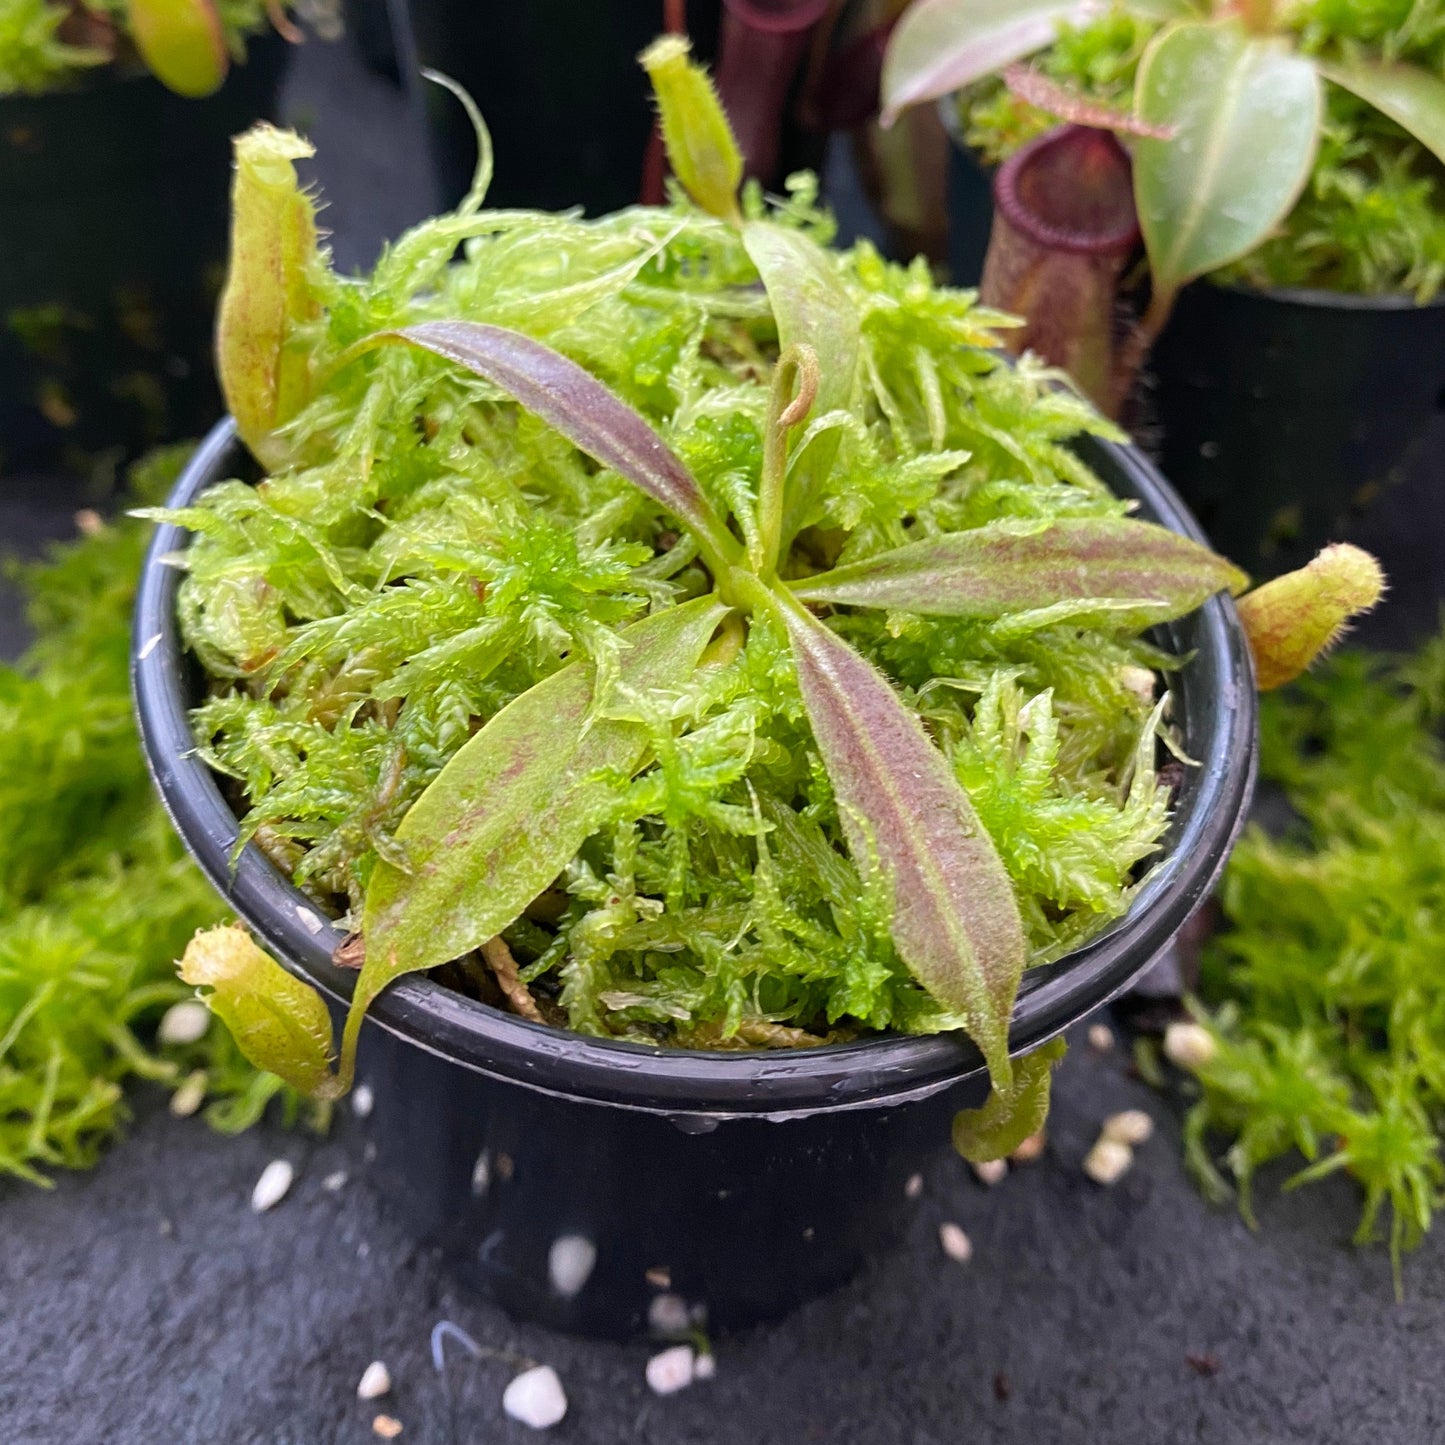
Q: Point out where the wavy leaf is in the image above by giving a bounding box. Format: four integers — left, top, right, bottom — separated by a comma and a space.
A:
351, 597, 730, 1068
741, 223, 860, 549
790, 516, 1245, 627
880, 0, 1101, 126
385, 321, 741, 581
1134, 21, 1323, 302
1322, 59, 1445, 168
776, 594, 1025, 1086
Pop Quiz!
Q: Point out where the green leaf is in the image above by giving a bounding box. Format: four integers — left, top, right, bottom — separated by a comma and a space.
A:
1322, 59, 1445, 168
127, 0, 227, 96
640, 34, 743, 224
880, 0, 1102, 127
1134, 21, 1323, 301
741, 223, 860, 549
952, 1036, 1066, 1162
179, 924, 340, 1098
775, 592, 1026, 1087
352, 597, 730, 1067
384, 321, 742, 585
790, 516, 1246, 627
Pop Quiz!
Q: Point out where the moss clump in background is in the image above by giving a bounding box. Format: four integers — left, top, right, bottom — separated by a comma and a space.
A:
1185, 626, 1445, 1286
0, 447, 308, 1187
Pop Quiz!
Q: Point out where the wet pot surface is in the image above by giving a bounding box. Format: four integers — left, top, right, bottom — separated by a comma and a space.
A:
134, 421, 1256, 1339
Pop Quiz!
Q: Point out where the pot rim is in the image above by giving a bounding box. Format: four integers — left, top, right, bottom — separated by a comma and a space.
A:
133, 418, 1257, 1118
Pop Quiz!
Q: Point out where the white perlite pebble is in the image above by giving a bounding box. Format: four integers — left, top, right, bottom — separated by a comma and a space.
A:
938, 1222, 974, 1263
169, 1071, 207, 1118
352, 1083, 375, 1119
904, 1172, 924, 1200
970, 1158, 1007, 1187
648, 1292, 691, 1338
1164, 1021, 1217, 1071
251, 1159, 295, 1212
503, 1365, 568, 1429
357, 1361, 392, 1400
1102, 1109, 1154, 1147
1083, 1138, 1133, 1186
1119, 665, 1157, 701
157, 1000, 211, 1046
693, 1353, 717, 1381
548, 1235, 597, 1297
1087, 1023, 1115, 1052
322, 1170, 348, 1192
646, 1345, 696, 1396
1009, 1131, 1046, 1163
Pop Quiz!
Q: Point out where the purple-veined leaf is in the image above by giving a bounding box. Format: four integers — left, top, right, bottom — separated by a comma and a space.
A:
1322, 60, 1445, 168
741, 223, 860, 550
879, 0, 1102, 127
1002, 63, 1175, 139
386, 321, 741, 581
349, 597, 730, 1071
790, 517, 1245, 627
776, 593, 1025, 1086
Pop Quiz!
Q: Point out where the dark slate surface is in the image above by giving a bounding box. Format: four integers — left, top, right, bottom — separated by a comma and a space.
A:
4, 27, 1445, 1445
4, 1033, 1442, 1445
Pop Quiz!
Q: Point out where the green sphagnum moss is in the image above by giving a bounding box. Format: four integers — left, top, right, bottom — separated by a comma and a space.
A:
0, 448, 312, 1186
1187, 629, 1445, 1292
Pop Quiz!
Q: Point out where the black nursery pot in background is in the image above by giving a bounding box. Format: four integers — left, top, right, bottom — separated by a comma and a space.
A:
1147, 285, 1445, 621
135, 421, 1257, 1341
0, 43, 286, 481
393, 0, 723, 213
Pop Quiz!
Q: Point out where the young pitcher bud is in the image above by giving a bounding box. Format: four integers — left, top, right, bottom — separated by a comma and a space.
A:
216, 125, 322, 470
179, 924, 342, 1099
639, 35, 743, 225
128, 0, 227, 97
1236, 544, 1385, 691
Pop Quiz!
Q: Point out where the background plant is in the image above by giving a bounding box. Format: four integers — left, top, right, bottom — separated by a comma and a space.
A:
0, 448, 306, 1187
881, 0, 1445, 306
1179, 626, 1445, 1292
0, 0, 294, 97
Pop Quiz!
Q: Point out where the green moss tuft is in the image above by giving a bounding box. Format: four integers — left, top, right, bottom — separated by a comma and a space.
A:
1186, 630, 1445, 1290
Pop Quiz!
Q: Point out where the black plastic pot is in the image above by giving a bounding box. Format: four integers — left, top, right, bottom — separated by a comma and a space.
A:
392, 0, 723, 214
944, 113, 995, 286
134, 419, 1257, 1339
1147, 284, 1445, 583
0, 43, 286, 480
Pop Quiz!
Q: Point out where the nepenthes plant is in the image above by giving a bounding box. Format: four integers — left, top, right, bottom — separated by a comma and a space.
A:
160, 42, 1378, 1155
0, 0, 296, 97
